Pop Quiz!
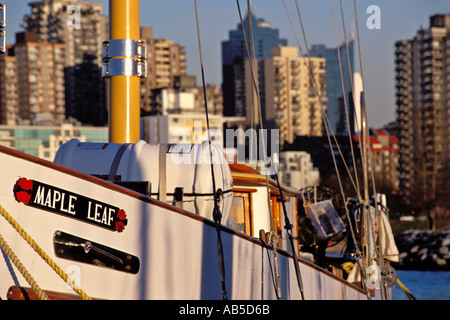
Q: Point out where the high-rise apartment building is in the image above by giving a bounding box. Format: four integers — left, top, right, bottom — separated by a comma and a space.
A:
15, 32, 65, 123
140, 27, 187, 113
140, 27, 223, 117
0, 46, 19, 125
23, 0, 107, 67
22, 0, 108, 125
309, 34, 355, 135
222, 10, 287, 118
246, 45, 327, 145
395, 13, 450, 208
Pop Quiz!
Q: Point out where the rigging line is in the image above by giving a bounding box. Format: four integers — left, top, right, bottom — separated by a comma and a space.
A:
264, 245, 279, 298
290, 0, 357, 195
236, 0, 281, 300
339, 0, 354, 109
351, 0, 378, 206
247, 0, 256, 130
366, 142, 388, 299
285, 0, 360, 198
291, 0, 355, 187
338, 0, 363, 172
334, 0, 361, 200
259, 229, 281, 299
287, 0, 361, 245
245, 2, 283, 297
236, 0, 275, 235
331, 0, 357, 189
245, 0, 274, 202
351, 3, 371, 215
290, 0, 361, 270
351, 0, 387, 299
240, 0, 305, 299
352, 0, 377, 199
193, 0, 216, 194
193, 0, 228, 301
330, 0, 362, 253
273, 172, 306, 300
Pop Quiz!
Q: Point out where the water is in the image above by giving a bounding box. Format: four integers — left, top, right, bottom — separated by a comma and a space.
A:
393, 270, 450, 300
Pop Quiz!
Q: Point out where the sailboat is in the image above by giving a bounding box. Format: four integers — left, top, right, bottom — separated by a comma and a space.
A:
0, 0, 399, 300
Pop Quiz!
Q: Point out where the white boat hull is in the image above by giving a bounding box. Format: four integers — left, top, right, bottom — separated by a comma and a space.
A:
0, 146, 368, 300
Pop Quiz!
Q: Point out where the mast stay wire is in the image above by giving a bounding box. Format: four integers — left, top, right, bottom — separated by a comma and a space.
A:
291, 0, 382, 298
287, 1, 375, 297
236, 0, 306, 300
332, 3, 388, 299
338, 0, 364, 183
352, 0, 379, 201
338, 0, 384, 297
236, 0, 282, 300
283, 0, 360, 254
329, 0, 362, 255
284, 0, 361, 201
332, 0, 361, 201
247, 1, 256, 132
351, 0, 389, 299
248, 0, 282, 300
193, 0, 228, 300
351, 0, 377, 298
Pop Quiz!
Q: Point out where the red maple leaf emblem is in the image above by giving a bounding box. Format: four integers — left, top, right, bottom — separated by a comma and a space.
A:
115, 209, 128, 232
14, 178, 34, 204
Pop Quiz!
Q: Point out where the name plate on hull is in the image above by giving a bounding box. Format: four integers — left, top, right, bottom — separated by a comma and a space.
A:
13, 178, 128, 233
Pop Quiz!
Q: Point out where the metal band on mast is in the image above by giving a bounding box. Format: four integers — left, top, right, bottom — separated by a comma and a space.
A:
103, 0, 146, 143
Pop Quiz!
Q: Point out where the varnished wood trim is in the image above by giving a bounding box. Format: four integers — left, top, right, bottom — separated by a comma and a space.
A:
232, 187, 257, 193
232, 172, 300, 197
229, 163, 260, 174
7, 286, 101, 300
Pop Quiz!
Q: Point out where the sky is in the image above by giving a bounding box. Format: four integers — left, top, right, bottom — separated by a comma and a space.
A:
2, 0, 449, 128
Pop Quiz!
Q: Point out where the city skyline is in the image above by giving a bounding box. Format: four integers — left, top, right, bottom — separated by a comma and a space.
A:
2, 0, 449, 128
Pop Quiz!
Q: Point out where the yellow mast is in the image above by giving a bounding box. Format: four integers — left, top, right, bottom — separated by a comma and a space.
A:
107, 0, 141, 143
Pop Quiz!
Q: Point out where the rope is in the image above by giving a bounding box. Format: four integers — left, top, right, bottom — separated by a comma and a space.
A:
396, 278, 417, 300
0, 233, 49, 300
0, 204, 91, 300
193, 0, 228, 300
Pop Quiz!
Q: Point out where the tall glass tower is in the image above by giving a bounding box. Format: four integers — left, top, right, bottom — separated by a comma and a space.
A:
221, 10, 287, 117
309, 35, 355, 135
